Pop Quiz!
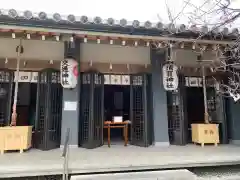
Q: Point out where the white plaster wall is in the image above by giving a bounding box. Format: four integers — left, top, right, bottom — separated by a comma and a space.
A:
0, 38, 64, 61
173, 49, 218, 67
0, 38, 219, 67
80, 43, 150, 65
80, 44, 218, 66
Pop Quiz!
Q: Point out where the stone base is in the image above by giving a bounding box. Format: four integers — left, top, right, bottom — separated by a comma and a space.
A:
71, 169, 197, 180
154, 142, 170, 147
230, 140, 240, 145
60, 144, 78, 149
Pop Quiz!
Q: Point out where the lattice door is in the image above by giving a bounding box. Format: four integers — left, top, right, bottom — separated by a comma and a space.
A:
130, 73, 152, 147
167, 75, 187, 145
34, 69, 63, 150
0, 70, 13, 127
79, 71, 104, 149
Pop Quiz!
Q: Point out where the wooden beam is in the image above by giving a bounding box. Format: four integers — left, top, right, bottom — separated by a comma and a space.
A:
0, 24, 234, 45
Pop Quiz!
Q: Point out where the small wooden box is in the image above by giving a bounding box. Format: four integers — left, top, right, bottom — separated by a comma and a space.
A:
191, 123, 219, 146
0, 126, 32, 154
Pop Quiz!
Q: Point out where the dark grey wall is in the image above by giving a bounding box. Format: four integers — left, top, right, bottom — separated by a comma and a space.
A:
150, 48, 169, 146
61, 87, 79, 146
228, 99, 240, 145
61, 40, 80, 147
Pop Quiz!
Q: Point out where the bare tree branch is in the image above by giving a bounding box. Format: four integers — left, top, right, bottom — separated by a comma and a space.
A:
159, 0, 240, 100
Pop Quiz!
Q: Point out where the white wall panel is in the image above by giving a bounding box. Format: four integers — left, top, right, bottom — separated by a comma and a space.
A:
80, 43, 150, 64
0, 38, 64, 61
0, 38, 219, 67
173, 49, 218, 66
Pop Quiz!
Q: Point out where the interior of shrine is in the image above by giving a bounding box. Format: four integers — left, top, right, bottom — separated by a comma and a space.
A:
12, 81, 37, 127
104, 84, 130, 144
186, 87, 204, 142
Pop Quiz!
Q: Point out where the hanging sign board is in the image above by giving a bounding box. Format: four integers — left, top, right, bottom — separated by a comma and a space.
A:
162, 63, 178, 91
14, 71, 32, 82
121, 75, 130, 85
110, 75, 117, 85
104, 74, 111, 84
188, 77, 200, 87
60, 58, 78, 89
111, 75, 121, 85
104, 74, 131, 85
30, 72, 38, 83
185, 77, 205, 87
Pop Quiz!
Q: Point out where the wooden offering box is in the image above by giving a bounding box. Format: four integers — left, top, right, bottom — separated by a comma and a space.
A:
191, 123, 219, 147
0, 126, 32, 154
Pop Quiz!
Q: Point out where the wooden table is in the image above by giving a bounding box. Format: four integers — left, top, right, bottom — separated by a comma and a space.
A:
104, 121, 129, 147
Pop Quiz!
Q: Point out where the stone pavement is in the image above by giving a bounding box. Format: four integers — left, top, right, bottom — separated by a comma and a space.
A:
1, 144, 240, 178
198, 176, 240, 180
70, 169, 198, 180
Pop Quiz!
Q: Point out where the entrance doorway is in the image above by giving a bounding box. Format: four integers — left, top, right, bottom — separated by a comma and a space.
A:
186, 87, 204, 142
168, 75, 228, 145
104, 85, 130, 144
12, 82, 37, 127
78, 72, 153, 149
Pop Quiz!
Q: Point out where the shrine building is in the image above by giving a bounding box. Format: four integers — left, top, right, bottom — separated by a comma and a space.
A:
0, 8, 239, 150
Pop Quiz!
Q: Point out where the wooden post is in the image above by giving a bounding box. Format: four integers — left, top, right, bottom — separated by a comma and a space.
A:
202, 65, 209, 124
10, 39, 23, 126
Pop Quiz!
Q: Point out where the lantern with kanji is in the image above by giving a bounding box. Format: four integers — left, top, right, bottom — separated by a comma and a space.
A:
60, 58, 78, 89
162, 63, 178, 91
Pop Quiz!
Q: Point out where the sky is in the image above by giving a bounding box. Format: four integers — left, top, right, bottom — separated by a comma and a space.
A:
1, 0, 240, 27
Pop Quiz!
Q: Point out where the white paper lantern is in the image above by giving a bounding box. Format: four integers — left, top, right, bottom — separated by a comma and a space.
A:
60, 58, 78, 89
162, 63, 178, 91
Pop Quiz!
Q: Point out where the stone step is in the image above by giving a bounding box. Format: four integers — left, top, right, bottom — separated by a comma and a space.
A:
71, 169, 197, 180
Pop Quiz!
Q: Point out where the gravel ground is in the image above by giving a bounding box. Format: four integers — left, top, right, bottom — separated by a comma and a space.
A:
191, 165, 240, 179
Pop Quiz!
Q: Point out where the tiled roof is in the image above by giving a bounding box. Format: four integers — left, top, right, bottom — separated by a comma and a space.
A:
0, 8, 239, 37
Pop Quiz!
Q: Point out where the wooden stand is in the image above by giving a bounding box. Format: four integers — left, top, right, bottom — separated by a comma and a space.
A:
191, 123, 219, 147
104, 121, 129, 148
0, 126, 32, 154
